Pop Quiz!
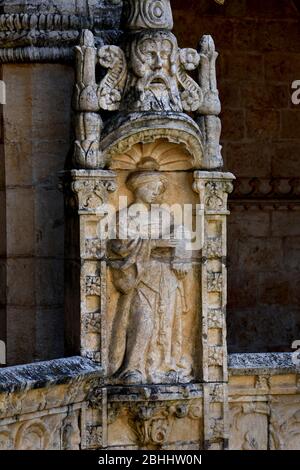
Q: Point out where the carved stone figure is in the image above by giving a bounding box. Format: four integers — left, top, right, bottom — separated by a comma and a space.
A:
73, 30, 103, 169
196, 35, 222, 168
123, 31, 182, 112
108, 166, 192, 385
62, 414, 81, 450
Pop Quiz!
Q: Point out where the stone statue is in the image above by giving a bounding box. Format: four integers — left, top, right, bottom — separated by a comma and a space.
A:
108, 166, 192, 385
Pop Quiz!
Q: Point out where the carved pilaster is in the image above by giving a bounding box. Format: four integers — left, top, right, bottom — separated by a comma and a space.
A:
193, 171, 235, 449
64, 170, 117, 367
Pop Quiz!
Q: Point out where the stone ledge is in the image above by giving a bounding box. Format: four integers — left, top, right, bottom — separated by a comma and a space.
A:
229, 352, 300, 376
0, 356, 102, 393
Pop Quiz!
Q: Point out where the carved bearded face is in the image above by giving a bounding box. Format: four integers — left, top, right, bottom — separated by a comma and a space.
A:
130, 32, 181, 111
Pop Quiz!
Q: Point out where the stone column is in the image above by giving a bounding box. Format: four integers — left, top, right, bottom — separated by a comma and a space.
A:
193, 171, 234, 450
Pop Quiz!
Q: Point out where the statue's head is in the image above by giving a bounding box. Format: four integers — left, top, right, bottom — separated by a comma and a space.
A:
127, 169, 168, 204
129, 31, 181, 111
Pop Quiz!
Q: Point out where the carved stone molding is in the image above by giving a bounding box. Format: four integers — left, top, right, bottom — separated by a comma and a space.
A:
230, 402, 269, 451
230, 177, 300, 209
0, 1, 122, 63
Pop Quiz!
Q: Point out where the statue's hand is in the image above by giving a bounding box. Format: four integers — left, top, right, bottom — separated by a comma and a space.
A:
172, 264, 189, 280
156, 238, 178, 249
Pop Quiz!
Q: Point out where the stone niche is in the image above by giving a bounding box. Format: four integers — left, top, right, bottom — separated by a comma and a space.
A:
63, 0, 234, 450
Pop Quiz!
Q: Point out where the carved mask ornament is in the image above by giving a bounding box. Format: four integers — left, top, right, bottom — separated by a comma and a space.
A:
126, 31, 181, 112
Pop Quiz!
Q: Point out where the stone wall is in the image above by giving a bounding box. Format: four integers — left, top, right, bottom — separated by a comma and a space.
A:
0, 354, 298, 450
0, 64, 74, 365
0, 0, 122, 366
172, 0, 300, 352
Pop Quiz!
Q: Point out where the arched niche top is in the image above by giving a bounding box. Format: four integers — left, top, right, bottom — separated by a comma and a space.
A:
109, 138, 194, 171
100, 112, 204, 170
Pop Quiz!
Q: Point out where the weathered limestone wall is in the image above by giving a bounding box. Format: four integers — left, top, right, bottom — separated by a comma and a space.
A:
0, 354, 298, 450
172, 0, 300, 352
1, 64, 74, 365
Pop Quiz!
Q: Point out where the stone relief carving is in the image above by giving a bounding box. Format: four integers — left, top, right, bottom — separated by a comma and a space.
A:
62, 414, 81, 450
103, 122, 204, 170
73, 30, 103, 169
86, 276, 101, 296
205, 181, 234, 213
86, 425, 103, 449
71, 0, 223, 170
110, 139, 193, 171
208, 347, 223, 366
230, 403, 269, 451
270, 399, 300, 450
128, 404, 172, 448
98, 45, 128, 111
71, 174, 116, 212
204, 238, 223, 259
231, 177, 300, 209
109, 399, 202, 449
85, 239, 104, 259
207, 272, 223, 292
123, 30, 182, 112
15, 421, 50, 450
207, 309, 224, 329
0, 430, 13, 450
108, 169, 194, 385
196, 35, 222, 169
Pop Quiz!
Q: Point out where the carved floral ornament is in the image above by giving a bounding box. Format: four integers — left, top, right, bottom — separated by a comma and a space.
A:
108, 400, 202, 448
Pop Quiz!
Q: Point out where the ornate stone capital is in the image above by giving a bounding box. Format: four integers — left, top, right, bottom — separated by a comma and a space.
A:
65, 169, 117, 213
193, 171, 235, 215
